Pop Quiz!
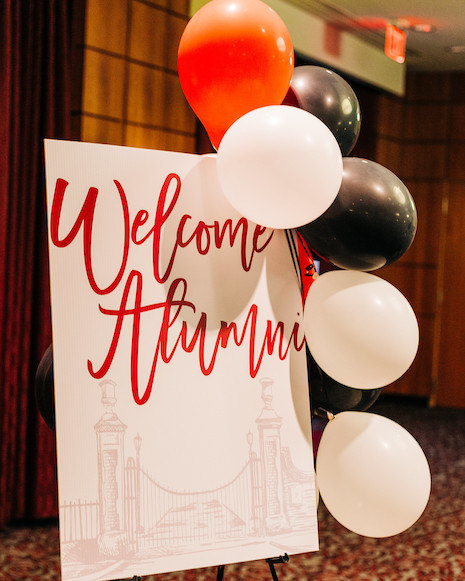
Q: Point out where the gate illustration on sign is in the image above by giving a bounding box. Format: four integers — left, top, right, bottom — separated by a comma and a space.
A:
59, 377, 316, 568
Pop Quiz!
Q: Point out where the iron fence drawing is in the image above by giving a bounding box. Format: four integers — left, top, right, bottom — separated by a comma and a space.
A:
59, 378, 316, 563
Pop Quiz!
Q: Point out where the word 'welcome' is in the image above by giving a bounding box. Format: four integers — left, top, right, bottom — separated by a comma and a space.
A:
50, 173, 304, 404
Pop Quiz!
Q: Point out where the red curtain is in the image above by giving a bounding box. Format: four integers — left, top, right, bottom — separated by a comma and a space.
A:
0, 0, 76, 527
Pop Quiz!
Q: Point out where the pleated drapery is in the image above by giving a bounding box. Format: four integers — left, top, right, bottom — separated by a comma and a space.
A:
0, 0, 75, 527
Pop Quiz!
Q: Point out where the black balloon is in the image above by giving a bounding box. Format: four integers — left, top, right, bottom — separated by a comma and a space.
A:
298, 158, 417, 271
307, 350, 382, 415
35, 344, 55, 430
284, 65, 361, 156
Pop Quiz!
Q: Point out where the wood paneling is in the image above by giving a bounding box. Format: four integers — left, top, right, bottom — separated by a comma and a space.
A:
436, 181, 465, 407
82, 51, 126, 119
81, 115, 124, 145
403, 181, 443, 265
169, 0, 190, 14
375, 137, 402, 175
130, 2, 170, 68
400, 143, 447, 180
164, 74, 196, 133
75, 0, 196, 153
130, 2, 186, 71
404, 73, 451, 102
372, 72, 465, 408
126, 63, 166, 126
376, 94, 403, 139
85, 0, 128, 55
449, 143, 465, 181
403, 103, 448, 141
449, 104, 465, 140
448, 72, 465, 100
373, 76, 450, 402
124, 123, 196, 152
432, 73, 465, 408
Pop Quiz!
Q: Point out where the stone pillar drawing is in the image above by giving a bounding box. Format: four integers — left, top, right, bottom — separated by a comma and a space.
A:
94, 379, 128, 557
256, 378, 289, 535
134, 432, 142, 537
247, 431, 261, 535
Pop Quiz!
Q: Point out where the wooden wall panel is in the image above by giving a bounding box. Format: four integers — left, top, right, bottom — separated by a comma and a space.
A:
126, 64, 166, 126
400, 144, 447, 180
170, 0, 190, 13
376, 72, 465, 408
375, 137, 402, 175
85, 0, 128, 55
403, 103, 448, 141
436, 182, 465, 407
82, 51, 126, 118
449, 144, 465, 181
376, 94, 403, 138
433, 73, 465, 407
373, 78, 449, 402
448, 73, 465, 100
403, 181, 443, 265
449, 104, 465, 140
75, 0, 197, 152
124, 123, 196, 152
404, 73, 451, 102
81, 116, 124, 145
130, 2, 171, 68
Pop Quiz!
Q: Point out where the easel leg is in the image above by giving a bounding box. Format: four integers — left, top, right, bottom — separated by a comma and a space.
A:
266, 553, 289, 581
114, 555, 288, 580
267, 561, 279, 581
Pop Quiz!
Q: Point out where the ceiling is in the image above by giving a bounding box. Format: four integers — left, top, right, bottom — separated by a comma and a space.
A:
292, 0, 465, 71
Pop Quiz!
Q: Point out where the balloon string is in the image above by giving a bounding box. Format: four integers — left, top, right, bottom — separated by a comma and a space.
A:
296, 231, 319, 287
285, 228, 300, 277
296, 231, 319, 279
285, 229, 305, 299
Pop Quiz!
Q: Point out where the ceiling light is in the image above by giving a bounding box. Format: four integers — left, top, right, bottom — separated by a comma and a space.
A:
409, 23, 436, 33
395, 19, 437, 33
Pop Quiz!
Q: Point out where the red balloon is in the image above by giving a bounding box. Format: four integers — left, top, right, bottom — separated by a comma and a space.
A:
178, 0, 294, 150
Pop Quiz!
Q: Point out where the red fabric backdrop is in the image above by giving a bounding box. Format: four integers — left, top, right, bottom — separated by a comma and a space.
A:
0, 0, 75, 527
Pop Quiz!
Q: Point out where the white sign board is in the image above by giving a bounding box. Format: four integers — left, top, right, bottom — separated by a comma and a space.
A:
45, 140, 318, 580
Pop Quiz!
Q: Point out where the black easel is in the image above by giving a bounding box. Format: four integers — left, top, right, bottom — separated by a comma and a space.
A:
114, 554, 289, 581
216, 554, 289, 581
265, 554, 290, 581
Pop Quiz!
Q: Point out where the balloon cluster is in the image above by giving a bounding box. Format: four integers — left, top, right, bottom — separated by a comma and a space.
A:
36, 0, 430, 544
177, 0, 430, 539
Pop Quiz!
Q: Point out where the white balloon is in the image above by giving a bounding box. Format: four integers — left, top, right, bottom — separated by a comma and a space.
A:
304, 270, 419, 389
316, 411, 431, 538
216, 105, 343, 229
